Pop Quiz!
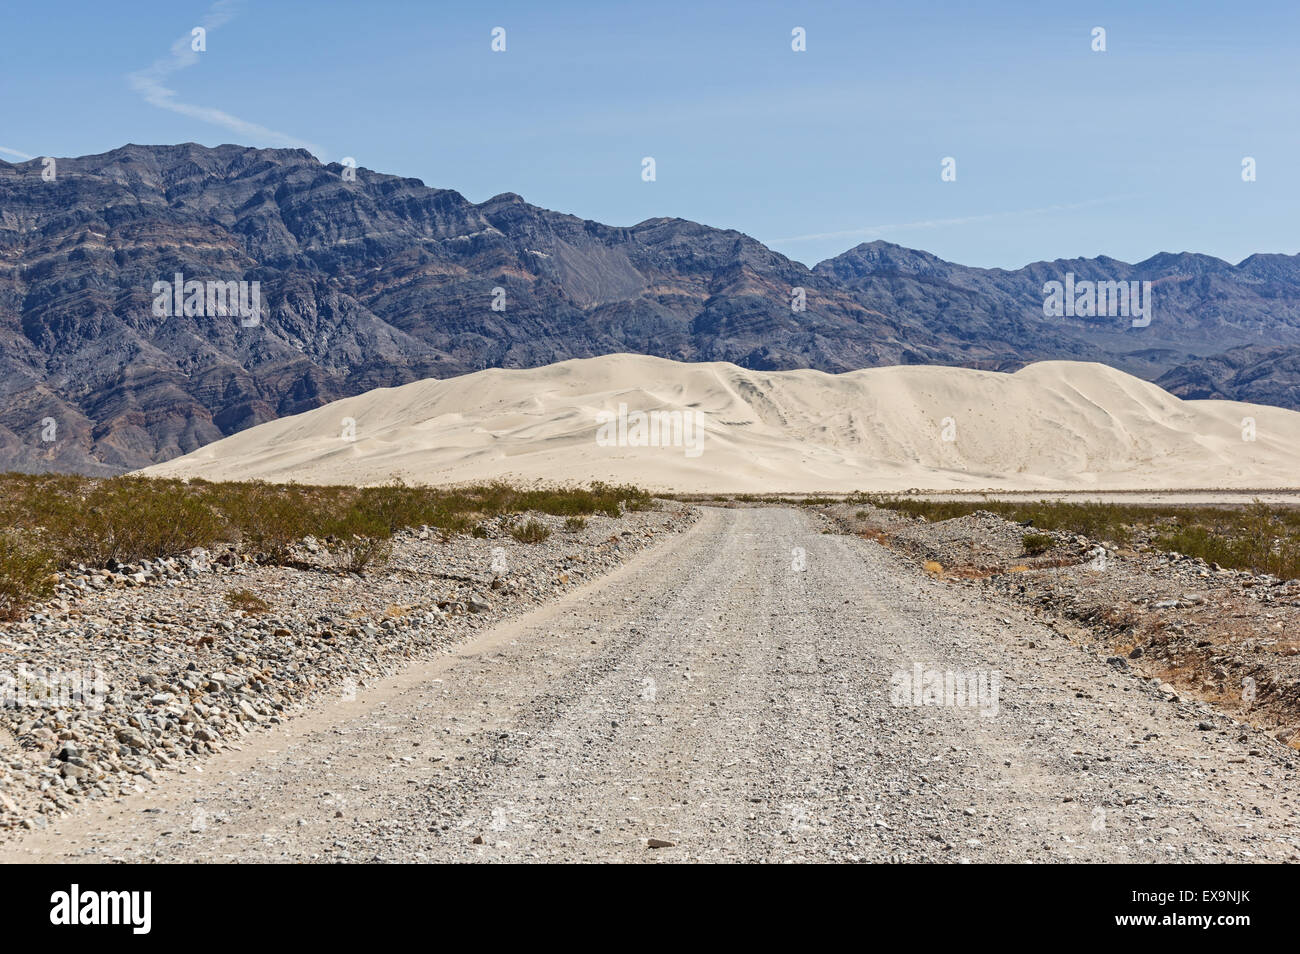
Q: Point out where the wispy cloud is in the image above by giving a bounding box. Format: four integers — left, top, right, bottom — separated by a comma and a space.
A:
773, 196, 1134, 244
128, 0, 325, 157
0, 146, 35, 161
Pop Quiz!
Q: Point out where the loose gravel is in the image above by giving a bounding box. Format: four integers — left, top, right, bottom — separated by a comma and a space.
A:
4, 506, 1297, 863
0, 506, 697, 833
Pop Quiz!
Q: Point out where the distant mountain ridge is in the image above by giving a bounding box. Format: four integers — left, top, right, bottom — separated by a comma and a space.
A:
2, 142, 1299, 474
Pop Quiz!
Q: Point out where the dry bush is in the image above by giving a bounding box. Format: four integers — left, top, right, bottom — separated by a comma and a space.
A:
866, 494, 1300, 578
0, 533, 56, 620
216, 482, 322, 565
224, 588, 270, 614
1021, 532, 1055, 556
0, 474, 648, 589
55, 478, 225, 566
327, 510, 393, 575
511, 519, 552, 544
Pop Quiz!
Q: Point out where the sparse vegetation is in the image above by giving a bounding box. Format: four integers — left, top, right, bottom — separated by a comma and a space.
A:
511, 519, 552, 543
0, 533, 55, 620
859, 494, 1300, 580
52, 477, 226, 566
854, 494, 1138, 543
1152, 501, 1300, 579
564, 516, 587, 532
224, 588, 271, 614
0, 474, 647, 616
1021, 532, 1055, 556
329, 510, 394, 575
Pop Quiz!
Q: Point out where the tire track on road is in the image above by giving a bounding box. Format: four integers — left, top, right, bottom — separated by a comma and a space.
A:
5, 506, 1297, 863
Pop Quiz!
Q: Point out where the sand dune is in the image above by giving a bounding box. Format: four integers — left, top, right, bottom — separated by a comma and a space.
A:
140, 354, 1300, 492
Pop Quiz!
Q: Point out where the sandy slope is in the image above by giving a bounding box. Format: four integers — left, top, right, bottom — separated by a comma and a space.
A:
141, 354, 1300, 492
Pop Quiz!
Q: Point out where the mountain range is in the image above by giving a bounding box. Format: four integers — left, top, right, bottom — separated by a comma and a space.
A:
2, 142, 1298, 474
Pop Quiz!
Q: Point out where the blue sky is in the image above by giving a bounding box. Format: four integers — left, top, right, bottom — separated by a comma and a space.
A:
2, 0, 1297, 269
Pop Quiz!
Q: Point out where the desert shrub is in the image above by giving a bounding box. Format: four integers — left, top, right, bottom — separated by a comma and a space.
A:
511, 519, 551, 544
224, 588, 270, 614
355, 480, 436, 531
863, 493, 1300, 579
865, 496, 1136, 543
0, 474, 651, 578
1155, 503, 1300, 579
56, 478, 224, 565
218, 482, 321, 564
564, 516, 587, 532
0, 533, 56, 620
1022, 532, 1055, 556
335, 534, 393, 575
327, 510, 393, 575
432, 512, 475, 535
508, 481, 647, 517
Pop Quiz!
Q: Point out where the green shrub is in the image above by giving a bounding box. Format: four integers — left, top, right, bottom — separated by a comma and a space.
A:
327, 510, 393, 575
864, 494, 1300, 579
0, 474, 649, 576
334, 534, 393, 575
0, 533, 56, 620
1022, 532, 1055, 556
57, 478, 224, 565
1155, 502, 1300, 578
511, 519, 551, 544
219, 482, 320, 564
355, 480, 435, 531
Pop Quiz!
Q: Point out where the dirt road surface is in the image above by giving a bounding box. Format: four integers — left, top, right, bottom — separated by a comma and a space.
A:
4, 507, 1297, 863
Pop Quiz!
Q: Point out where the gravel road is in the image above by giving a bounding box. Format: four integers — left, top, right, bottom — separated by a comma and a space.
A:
5, 506, 1297, 863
